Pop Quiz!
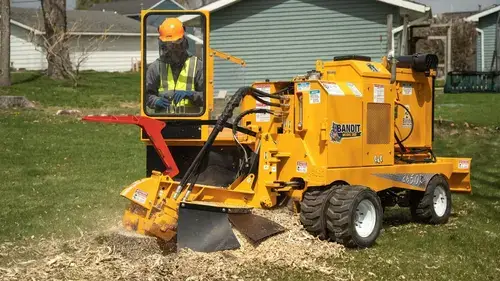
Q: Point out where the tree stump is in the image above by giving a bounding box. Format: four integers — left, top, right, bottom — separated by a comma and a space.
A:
0, 96, 35, 109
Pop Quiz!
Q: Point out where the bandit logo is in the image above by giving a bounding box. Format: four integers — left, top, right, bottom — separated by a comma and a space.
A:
329, 122, 362, 143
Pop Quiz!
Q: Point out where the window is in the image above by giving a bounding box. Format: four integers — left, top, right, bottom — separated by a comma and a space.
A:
142, 12, 206, 117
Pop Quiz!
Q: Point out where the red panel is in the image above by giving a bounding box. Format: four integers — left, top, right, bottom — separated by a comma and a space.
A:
82, 115, 179, 178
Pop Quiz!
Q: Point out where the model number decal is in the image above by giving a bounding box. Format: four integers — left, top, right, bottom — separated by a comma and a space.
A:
373, 173, 436, 189
401, 174, 425, 187
374, 155, 383, 164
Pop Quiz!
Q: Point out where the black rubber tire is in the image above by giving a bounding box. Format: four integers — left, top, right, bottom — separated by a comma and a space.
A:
299, 186, 335, 240
410, 175, 452, 224
325, 186, 383, 248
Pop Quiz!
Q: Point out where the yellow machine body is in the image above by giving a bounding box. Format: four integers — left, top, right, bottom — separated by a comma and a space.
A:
123, 56, 471, 241
238, 59, 471, 196
108, 10, 472, 248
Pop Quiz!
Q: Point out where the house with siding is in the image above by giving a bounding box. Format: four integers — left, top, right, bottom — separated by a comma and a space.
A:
88, 0, 186, 26
7, 7, 159, 72
189, 0, 431, 94
11, 0, 76, 10
466, 5, 500, 72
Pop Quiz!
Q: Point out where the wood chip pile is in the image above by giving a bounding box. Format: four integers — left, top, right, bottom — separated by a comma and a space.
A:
0, 208, 346, 281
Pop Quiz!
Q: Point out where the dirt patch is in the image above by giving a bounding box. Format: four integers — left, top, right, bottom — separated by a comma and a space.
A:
434, 122, 498, 137
119, 102, 139, 109
0, 208, 347, 281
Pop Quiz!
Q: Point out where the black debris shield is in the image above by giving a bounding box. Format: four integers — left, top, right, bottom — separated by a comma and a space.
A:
177, 202, 244, 252
228, 213, 286, 243
177, 202, 286, 252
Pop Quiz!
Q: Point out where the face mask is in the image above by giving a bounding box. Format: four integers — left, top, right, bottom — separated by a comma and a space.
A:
159, 38, 188, 66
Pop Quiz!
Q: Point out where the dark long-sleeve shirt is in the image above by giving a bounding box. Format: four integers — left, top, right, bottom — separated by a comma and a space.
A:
146, 57, 204, 109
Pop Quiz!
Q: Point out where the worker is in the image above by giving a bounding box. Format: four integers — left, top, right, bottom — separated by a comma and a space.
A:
146, 18, 204, 113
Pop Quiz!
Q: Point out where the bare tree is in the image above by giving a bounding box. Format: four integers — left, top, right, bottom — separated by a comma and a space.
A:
29, 12, 112, 87
70, 31, 113, 78
70, 28, 113, 86
415, 15, 477, 72
41, 0, 73, 80
0, 0, 11, 87
450, 21, 476, 71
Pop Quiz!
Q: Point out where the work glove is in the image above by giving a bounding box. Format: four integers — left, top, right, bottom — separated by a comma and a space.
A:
172, 90, 195, 104
154, 95, 171, 110
161, 90, 176, 99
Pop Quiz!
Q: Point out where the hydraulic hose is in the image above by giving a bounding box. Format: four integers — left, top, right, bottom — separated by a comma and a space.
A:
174, 86, 287, 201
231, 108, 275, 175
395, 101, 414, 143
251, 86, 290, 100
174, 86, 252, 200
231, 108, 275, 137
252, 95, 282, 108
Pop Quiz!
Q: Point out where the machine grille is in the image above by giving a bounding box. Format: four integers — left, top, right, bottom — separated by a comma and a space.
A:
367, 103, 391, 144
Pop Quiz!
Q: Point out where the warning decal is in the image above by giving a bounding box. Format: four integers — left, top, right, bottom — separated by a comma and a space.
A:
132, 189, 148, 205
297, 82, 310, 91
309, 90, 321, 104
296, 161, 308, 173
255, 84, 271, 122
323, 82, 345, 96
458, 160, 470, 170
347, 82, 363, 97
374, 84, 385, 103
402, 105, 412, 128
403, 83, 413, 96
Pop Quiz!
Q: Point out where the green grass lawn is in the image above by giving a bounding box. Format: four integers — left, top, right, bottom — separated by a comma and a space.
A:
435, 92, 500, 127
0, 72, 143, 241
0, 71, 140, 108
1, 72, 499, 280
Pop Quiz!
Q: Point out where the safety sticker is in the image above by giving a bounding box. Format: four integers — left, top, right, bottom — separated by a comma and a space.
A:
297, 82, 310, 91
309, 90, 321, 104
323, 82, 344, 96
255, 84, 271, 94
296, 161, 308, 173
329, 122, 362, 143
347, 82, 363, 97
373, 84, 385, 103
132, 189, 148, 205
271, 166, 277, 173
402, 83, 413, 96
255, 96, 271, 122
458, 160, 470, 170
255, 84, 271, 122
402, 105, 412, 128
263, 164, 269, 170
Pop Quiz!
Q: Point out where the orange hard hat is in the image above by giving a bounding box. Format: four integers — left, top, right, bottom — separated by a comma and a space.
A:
158, 18, 185, 42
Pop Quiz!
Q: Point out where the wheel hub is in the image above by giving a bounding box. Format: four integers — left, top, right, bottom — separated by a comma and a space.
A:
354, 199, 377, 238
433, 185, 447, 217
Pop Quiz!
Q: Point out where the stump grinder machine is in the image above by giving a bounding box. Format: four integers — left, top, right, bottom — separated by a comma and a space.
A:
83, 10, 472, 252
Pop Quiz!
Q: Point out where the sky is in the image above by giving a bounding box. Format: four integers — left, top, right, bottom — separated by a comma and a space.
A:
417, 0, 499, 13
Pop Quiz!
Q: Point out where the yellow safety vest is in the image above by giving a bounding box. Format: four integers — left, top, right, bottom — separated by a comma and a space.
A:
159, 56, 198, 108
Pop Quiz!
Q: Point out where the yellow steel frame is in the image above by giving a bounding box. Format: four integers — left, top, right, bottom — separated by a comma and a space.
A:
121, 10, 472, 242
